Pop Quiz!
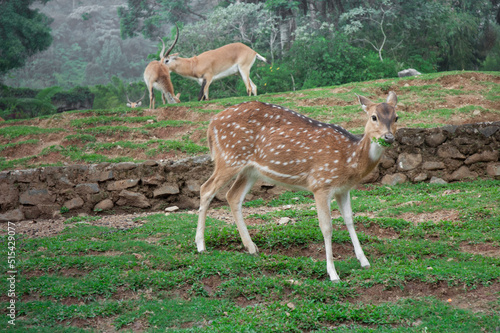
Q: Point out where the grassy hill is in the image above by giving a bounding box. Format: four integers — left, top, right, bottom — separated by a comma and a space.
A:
0, 71, 499, 332
1, 71, 499, 171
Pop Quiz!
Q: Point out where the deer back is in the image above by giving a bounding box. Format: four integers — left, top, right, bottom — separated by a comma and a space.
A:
208, 101, 388, 192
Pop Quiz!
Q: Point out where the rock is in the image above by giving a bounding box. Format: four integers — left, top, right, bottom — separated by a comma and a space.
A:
486, 163, 500, 177
0, 209, 25, 222
278, 217, 291, 225
153, 184, 180, 198
107, 179, 140, 191
64, 197, 84, 210
379, 155, 395, 169
464, 150, 499, 165
143, 160, 158, 166
422, 161, 445, 170
94, 199, 114, 211
20, 188, 55, 205
75, 183, 100, 194
10, 169, 39, 183
425, 132, 447, 147
442, 125, 458, 134
437, 146, 466, 159
22, 206, 41, 219
0, 181, 19, 205
397, 153, 422, 171
185, 179, 202, 194
113, 162, 137, 171
117, 190, 150, 208
165, 206, 179, 212
142, 174, 165, 185
398, 68, 421, 77
479, 125, 498, 137
430, 177, 447, 184
381, 173, 407, 186
449, 166, 478, 181
89, 170, 114, 182
413, 173, 427, 182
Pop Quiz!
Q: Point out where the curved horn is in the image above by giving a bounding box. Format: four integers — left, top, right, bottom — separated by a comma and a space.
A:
163, 24, 179, 58
125, 91, 132, 103
137, 90, 146, 102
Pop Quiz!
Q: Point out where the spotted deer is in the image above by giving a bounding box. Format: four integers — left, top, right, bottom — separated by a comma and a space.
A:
196, 92, 398, 281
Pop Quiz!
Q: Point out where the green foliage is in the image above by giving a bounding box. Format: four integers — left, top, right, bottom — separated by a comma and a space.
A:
0, 0, 53, 75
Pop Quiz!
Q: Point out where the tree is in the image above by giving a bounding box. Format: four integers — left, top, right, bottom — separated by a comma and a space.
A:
118, 0, 210, 39
0, 0, 53, 76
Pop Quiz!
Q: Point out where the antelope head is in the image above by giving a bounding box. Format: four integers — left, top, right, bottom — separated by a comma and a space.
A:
126, 90, 146, 108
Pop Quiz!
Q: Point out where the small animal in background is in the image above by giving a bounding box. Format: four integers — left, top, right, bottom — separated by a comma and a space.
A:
196, 92, 399, 281
143, 26, 181, 109
125, 91, 145, 108
163, 28, 269, 101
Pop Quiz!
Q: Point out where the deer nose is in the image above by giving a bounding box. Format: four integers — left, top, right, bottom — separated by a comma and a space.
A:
383, 132, 395, 144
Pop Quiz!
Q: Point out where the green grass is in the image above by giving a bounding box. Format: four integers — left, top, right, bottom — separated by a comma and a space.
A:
0, 139, 39, 151
2, 179, 498, 332
0, 125, 66, 139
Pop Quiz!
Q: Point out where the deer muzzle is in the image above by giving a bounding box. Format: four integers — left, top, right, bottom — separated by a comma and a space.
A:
382, 132, 395, 144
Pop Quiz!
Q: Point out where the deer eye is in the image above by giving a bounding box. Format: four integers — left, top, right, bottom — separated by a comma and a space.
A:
371, 115, 377, 122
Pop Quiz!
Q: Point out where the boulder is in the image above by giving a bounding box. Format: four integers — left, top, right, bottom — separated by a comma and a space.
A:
422, 161, 445, 170
64, 197, 84, 210
425, 132, 447, 147
381, 173, 407, 186
20, 188, 55, 206
75, 183, 100, 195
464, 150, 499, 165
398, 68, 421, 77
449, 166, 478, 181
117, 190, 150, 208
397, 153, 422, 171
153, 184, 180, 198
107, 179, 140, 191
0, 209, 25, 222
94, 199, 114, 211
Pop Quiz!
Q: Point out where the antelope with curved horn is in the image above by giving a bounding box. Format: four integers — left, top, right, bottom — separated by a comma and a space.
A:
163, 32, 269, 101
125, 90, 146, 108
143, 26, 181, 109
196, 92, 399, 281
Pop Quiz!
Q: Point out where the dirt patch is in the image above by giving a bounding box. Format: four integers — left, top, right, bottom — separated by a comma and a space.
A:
460, 243, 500, 258
355, 280, 500, 314
399, 210, 461, 225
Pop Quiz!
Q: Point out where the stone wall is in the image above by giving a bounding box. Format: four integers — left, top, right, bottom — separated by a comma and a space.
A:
1, 122, 498, 221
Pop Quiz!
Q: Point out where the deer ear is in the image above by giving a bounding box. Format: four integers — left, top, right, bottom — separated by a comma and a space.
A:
386, 91, 397, 107
137, 101, 142, 106
356, 94, 375, 113
126, 102, 132, 107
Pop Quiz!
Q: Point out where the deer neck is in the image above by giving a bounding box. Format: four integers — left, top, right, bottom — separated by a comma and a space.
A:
339, 133, 386, 182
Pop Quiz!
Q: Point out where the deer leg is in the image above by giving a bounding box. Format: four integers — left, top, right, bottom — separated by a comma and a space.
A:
335, 191, 370, 269
161, 92, 166, 105
249, 78, 257, 96
238, 67, 253, 96
148, 86, 155, 109
314, 190, 341, 282
196, 167, 239, 252
226, 170, 258, 254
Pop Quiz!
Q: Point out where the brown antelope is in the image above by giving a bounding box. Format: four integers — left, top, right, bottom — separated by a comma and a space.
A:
163, 29, 269, 101
196, 92, 398, 281
125, 91, 146, 108
143, 27, 181, 109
